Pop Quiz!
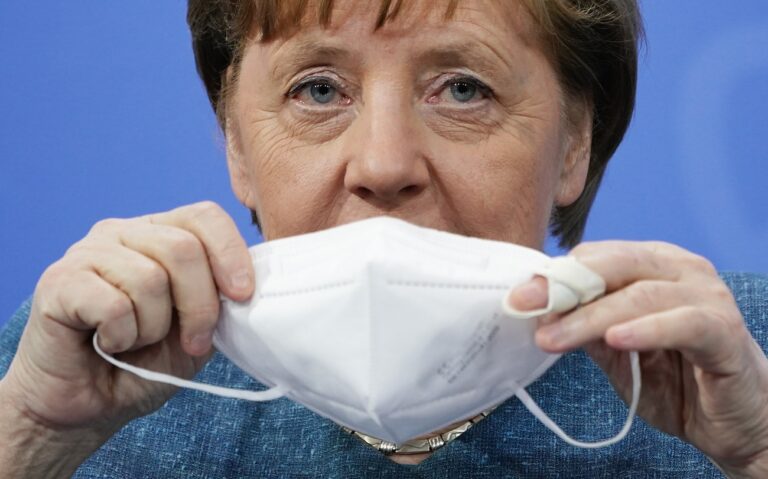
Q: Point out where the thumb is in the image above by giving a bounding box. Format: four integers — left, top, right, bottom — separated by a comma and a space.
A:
506, 276, 549, 311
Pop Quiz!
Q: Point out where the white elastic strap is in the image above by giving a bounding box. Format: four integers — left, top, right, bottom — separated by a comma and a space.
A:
92, 333, 288, 401
515, 350, 641, 448
503, 256, 607, 320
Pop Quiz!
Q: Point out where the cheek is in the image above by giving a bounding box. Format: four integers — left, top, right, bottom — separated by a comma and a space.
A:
432, 116, 563, 247
239, 119, 345, 239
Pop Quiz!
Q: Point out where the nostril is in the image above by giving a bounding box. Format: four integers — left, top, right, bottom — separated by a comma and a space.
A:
354, 186, 373, 199
352, 184, 422, 203
400, 184, 422, 197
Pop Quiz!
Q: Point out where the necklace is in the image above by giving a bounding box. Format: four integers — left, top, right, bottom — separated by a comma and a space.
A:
342, 407, 496, 455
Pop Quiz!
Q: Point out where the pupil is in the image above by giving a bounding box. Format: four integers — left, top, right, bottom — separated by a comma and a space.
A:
310, 83, 335, 104
450, 82, 476, 102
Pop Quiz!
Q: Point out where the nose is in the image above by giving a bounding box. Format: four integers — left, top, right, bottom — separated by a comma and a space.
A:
342, 91, 430, 205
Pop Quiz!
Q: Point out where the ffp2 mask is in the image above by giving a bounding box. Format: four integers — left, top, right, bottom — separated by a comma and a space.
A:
94, 216, 640, 447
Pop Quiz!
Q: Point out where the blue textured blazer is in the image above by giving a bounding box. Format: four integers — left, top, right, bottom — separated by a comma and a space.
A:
1, 273, 766, 478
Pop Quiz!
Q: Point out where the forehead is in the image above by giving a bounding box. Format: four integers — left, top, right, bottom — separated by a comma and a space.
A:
248, 0, 542, 52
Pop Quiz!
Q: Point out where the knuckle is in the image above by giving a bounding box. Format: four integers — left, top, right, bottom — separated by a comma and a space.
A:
137, 261, 169, 296
65, 239, 91, 256
90, 217, 124, 234
709, 293, 744, 330
708, 281, 735, 304
645, 240, 689, 258
34, 261, 83, 320
36, 258, 82, 297
37, 261, 68, 289
642, 241, 674, 268
687, 254, 717, 275
720, 310, 745, 335
722, 313, 749, 345
683, 305, 734, 343
703, 308, 747, 358
608, 247, 641, 272
625, 282, 659, 309
644, 240, 674, 253
65, 241, 107, 262
33, 280, 60, 320
103, 294, 134, 322
188, 201, 225, 222
166, 230, 205, 264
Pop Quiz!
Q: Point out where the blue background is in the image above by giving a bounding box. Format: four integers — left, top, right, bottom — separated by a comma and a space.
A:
1, 2, 766, 326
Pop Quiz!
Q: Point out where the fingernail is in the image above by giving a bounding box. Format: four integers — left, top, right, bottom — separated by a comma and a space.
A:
188, 331, 213, 356
508, 281, 547, 311
231, 269, 251, 291
610, 325, 635, 347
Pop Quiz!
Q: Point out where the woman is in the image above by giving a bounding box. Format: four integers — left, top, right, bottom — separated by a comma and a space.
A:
0, 0, 766, 477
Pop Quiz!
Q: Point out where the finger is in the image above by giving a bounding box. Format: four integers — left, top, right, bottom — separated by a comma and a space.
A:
117, 223, 219, 357
604, 306, 748, 374
569, 241, 716, 292
506, 276, 548, 311
111, 321, 214, 406
83, 245, 173, 350
505, 277, 560, 326
148, 201, 254, 301
38, 268, 139, 354
534, 280, 696, 352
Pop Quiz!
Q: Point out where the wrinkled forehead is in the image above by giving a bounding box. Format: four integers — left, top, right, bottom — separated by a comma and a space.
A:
245, 0, 541, 50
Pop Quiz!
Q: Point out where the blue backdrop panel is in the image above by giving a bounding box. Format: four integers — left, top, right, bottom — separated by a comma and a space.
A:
1, 2, 766, 326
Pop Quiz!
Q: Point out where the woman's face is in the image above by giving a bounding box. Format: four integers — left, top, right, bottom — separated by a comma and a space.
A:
225, 0, 591, 248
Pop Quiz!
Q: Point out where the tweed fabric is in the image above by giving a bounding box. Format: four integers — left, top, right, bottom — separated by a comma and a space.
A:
1, 273, 766, 478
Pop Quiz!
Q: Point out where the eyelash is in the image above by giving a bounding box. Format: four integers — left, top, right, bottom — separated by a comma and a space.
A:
286, 75, 349, 105
431, 75, 494, 104
285, 74, 494, 107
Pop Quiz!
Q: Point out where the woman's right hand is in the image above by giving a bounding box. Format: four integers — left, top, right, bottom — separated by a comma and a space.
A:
0, 201, 254, 474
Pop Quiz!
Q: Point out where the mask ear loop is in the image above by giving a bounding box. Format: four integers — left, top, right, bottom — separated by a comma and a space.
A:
515, 351, 640, 448
503, 256, 642, 448
92, 333, 288, 401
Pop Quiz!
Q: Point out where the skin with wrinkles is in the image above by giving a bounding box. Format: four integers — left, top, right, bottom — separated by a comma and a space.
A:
223, 1, 589, 463
0, 0, 767, 476
225, 1, 591, 246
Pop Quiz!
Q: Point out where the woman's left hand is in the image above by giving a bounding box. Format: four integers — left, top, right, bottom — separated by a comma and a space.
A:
508, 241, 768, 476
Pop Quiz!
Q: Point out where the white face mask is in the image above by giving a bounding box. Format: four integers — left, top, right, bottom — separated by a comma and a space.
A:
94, 217, 640, 448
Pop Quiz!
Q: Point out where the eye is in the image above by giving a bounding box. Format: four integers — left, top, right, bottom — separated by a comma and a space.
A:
430, 76, 493, 105
288, 77, 349, 107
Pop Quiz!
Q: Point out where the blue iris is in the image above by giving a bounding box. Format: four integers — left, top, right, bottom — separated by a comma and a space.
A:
309, 83, 336, 104
449, 81, 477, 102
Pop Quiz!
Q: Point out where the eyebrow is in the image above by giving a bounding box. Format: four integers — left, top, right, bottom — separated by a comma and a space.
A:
415, 39, 514, 76
269, 35, 514, 84
270, 40, 352, 81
